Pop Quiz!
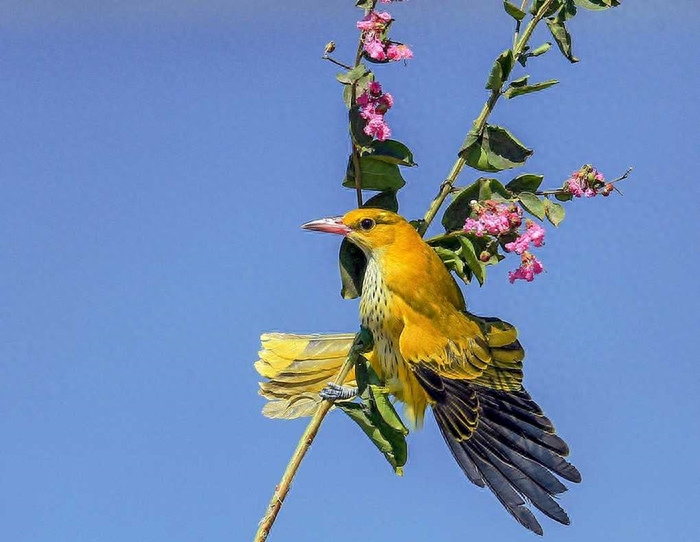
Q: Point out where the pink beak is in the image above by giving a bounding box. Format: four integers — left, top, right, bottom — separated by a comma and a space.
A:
301, 216, 351, 236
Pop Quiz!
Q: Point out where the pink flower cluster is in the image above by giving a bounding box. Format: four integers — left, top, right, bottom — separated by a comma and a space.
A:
463, 200, 547, 284
357, 11, 413, 62
564, 165, 607, 198
464, 201, 522, 237
505, 220, 545, 255
508, 252, 544, 283
357, 81, 393, 141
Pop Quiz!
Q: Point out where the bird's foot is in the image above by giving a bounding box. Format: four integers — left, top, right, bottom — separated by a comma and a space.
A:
320, 383, 358, 401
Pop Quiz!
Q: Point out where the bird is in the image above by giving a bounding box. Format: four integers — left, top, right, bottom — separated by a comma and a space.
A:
256, 208, 580, 535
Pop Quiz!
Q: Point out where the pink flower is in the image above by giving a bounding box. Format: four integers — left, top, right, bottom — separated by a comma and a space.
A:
387, 43, 414, 61
357, 81, 394, 141
509, 252, 544, 283
505, 220, 546, 255
364, 38, 387, 61
357, 11, 393, 32
464, 201, 521, 237
505, 235, 530, 255
563, 165, 606, 198
566, 177, 584, 197
464, 218, 486, 237
364, 117, 391, 140
527, 221, 545, 247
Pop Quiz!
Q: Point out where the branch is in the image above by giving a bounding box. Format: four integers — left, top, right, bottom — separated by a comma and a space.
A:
253, 331, 371, 542
418, 0, 556, 237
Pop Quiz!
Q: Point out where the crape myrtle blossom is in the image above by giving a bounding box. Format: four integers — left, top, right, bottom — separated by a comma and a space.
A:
508, 252, 544, 283
357, 81, 393, 141
463, 200, 547, 283
357, 10, 413, 62
563, 164, 613, 198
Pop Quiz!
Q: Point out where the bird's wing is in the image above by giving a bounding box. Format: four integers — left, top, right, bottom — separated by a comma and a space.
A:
466, 314, 525, 392
396, 300, 524, 389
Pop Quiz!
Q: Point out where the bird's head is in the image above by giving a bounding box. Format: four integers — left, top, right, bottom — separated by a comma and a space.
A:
302, 208, 415, 255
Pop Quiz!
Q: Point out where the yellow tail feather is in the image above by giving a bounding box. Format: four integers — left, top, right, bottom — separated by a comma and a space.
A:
255, 333, 355, 419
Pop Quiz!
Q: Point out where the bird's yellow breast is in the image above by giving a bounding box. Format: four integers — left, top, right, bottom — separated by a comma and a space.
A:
360, 256, 429, 426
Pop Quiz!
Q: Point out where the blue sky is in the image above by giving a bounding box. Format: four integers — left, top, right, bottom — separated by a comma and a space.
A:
1, 1, 699, 541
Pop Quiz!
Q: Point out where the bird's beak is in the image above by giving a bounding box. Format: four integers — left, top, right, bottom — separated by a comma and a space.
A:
301, 216, 351, 236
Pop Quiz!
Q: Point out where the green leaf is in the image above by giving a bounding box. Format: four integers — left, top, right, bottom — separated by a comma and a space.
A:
363, 190, 399, 212
457, 235, 486, 286
367, 140, 416, 167
518, 192, 546, 219
575, 0, 621, 10
349, 108, 373, 147
509, 75, 530, 88
504, 79, 559, 99
531, 0, 562, 16
530, 42, 553, 57
336, 64, 370, 85
343, 155, 406, 191
355, 0, 374, 9
433, 246, 471, 283
337, 402, 406, 474
555, 191, 574, 202
506, 173, 544, 193
486, 49, 514, 91
343, 71, 374, 109
546, 14, 579, 63
485, 178, 513, 200
369, 385, 409, 436
544, 199, 566, 226
460, 125, 533, 172
503, 0, 527, 21
441, 181, 481, 232
339, 239, 365, 300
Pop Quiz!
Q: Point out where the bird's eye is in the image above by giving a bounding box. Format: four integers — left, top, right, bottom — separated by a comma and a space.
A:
359, 218, 375, 231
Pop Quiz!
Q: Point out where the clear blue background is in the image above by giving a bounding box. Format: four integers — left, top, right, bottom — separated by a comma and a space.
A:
1, 1, 698, 540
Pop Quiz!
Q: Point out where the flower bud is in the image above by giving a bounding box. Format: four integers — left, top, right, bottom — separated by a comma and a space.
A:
602, 183, 614, 197
479, 251, 491, 263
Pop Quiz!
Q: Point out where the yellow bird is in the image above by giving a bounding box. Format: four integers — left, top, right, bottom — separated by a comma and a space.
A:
257, 208, 580, 535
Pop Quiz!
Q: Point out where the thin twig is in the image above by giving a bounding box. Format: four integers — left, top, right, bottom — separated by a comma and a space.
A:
253, 333, 369, 542
418, 0, 556, 237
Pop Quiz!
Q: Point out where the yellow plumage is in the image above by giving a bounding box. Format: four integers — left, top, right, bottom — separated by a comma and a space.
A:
256, 209, 580, 535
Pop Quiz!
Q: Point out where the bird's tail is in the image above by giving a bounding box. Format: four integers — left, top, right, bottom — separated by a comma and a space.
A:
431, 379, 581, 535
255, 332, 355, 419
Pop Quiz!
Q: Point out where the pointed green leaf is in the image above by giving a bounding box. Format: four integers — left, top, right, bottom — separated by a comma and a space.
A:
337, 402, 406, 473
546, 14, 579, 63
504, 0, 527, 21
441, 181, 481, 232
343, 155, 406, 191
531, 0, 562, 16
457, 235, 486, 286
509, 75, 530, 88
339, 239, 365, 299
506, 173, 544, 193
518, 192, 546, 219
530, 42, 553, 56
544, 199, 566, 226
367, 140, 416, 167
434, 246, 471, 283
349, 108, 373, 147
555, 191, 574, 202
369, 385, 409, 436
486, 49, 514, 91
576, 0, 621, 10
363, 190, 399, 212
336, 64, 370, 85
504, 79, 559, 99
460, 125, 533, 172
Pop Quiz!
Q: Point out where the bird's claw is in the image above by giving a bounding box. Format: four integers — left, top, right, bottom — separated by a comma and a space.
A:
320, 382, 358, 401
